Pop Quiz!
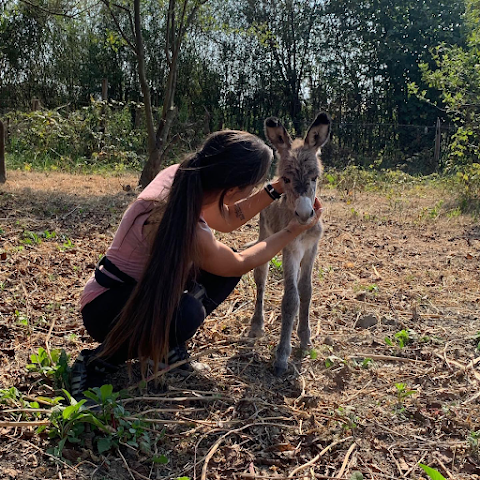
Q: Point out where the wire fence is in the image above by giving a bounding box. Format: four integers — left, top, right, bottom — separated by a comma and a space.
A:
322, 121, 456, 174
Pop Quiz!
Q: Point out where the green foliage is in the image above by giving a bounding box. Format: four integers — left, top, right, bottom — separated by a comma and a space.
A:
5, 102, 145, 172
395, 383, 417, 402
385, 329, 417, 349
419, 463, 447, 480
412, 0, 480, 167
467, 429, 480, 452
455, 163, 480, 213
26, 347, 71, 389
269, 256, 283, 273
34, 385, 155, 459
82, 385, 153, 455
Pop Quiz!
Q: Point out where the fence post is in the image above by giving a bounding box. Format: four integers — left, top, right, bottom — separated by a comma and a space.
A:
0, 119, 5, 183
102, 78, 108, 101
434, 117, 441, 168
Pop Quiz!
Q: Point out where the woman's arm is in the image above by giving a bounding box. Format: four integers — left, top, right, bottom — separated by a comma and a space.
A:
202, 179, 283, 233
197, 198, 322, 277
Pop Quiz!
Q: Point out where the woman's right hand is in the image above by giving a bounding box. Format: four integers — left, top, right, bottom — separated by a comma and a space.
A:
285, 197, 323, 235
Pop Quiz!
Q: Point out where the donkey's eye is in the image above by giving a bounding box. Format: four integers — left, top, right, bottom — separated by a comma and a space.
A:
282, 176, 291, 184
312, 176, 318, 182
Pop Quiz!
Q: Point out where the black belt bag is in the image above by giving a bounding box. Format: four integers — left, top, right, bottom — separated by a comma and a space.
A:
95, 256, 137, 289
95, 257, 208, 307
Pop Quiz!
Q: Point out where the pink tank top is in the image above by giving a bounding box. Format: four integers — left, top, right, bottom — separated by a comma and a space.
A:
80, 164, 182, 310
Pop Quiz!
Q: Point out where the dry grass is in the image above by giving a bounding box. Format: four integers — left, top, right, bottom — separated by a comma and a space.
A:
0, 170, 479, 480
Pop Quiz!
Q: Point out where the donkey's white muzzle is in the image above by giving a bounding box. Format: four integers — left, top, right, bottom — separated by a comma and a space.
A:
295, 196, 314, 224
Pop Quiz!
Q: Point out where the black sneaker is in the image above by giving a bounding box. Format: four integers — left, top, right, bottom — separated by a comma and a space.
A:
71, 349, 118, 400
153, 344, 210, 375
167, 344, 191, 369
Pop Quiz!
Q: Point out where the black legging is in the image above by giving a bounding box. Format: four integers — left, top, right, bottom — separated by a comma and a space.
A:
81, 270, 241, 365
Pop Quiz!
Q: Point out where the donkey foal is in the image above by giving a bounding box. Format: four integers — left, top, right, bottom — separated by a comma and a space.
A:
249, 113, 331, 376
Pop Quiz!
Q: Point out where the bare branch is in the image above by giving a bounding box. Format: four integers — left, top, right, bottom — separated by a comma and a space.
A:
19, 0, 100, 18
101, 0, 136, 53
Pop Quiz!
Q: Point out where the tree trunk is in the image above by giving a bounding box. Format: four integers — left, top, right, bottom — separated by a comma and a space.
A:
138, 0, 183, 188
134, 0, 161, 188
0, 120, 6, 184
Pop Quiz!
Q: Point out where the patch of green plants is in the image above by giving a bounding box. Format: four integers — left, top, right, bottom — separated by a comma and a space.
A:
455, 163, 480, 214
395, 382, 416, 402
58, 237, 76, 251
335, 405, 358, 431
13, 383, 159, 461
351, 357, 373, 369
43, 230, 57, 239
269, 255, 283, 273
393, 382, 417, 414
20, 230, 42, 245
385, 328, 417, 348
475, 332, 480, 351
14, 309, 29, 328
324, 355, 347, 369
27, 347, 71, 389
417, 200, 445, 222
467, 429, 480, 455
5, 103, 145, 173
82, 384, 153, 455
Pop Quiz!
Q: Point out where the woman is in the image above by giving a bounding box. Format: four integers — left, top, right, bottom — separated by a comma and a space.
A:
72, 129, 322, 397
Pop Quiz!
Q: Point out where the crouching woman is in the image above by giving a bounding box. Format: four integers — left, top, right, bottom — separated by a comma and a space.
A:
72, 129, 322, 396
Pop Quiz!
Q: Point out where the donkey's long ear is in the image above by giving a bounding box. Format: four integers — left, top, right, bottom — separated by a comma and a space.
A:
304, 112, 331, 150
264, 117, 292, 152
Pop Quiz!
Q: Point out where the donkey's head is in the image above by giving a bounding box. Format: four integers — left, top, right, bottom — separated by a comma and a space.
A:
265, 113, 331, 224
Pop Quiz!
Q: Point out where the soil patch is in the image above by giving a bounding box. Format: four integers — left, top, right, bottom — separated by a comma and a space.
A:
1, 170, 479, 480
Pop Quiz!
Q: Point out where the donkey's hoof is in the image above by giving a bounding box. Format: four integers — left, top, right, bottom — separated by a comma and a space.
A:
273, 363, 288, 377
248, 328, 264, 339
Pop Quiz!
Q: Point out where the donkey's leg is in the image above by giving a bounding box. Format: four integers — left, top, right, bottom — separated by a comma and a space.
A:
249, 261, 269, 338
297, 244, 318, 351
274, 248, 301, 376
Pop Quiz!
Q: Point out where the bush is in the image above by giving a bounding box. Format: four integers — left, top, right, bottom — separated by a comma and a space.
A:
455, 163, 480, 213
5, 101, 147, 172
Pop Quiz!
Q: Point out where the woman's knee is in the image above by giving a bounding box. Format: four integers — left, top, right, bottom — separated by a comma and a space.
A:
170, 293, 206, 346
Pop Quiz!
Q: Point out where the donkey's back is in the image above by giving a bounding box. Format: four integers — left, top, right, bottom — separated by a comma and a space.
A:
250, 113, 331, 376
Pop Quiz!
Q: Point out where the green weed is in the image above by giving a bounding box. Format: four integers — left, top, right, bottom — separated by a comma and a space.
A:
419, 463, 447, 480
58, 237, 76, 251
40, 390, 110, 457
14, 310, 29, 328
467, 430, 480, 454
385, 328, 417, 348
26, 347, 71, 389
20, 231, 42, 245
269, 256, 283, 273
395, 383, 416, 401
43, 230, 57, 239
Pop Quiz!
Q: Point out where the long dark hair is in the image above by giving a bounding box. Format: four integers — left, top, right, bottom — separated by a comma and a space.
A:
100, 130, 272, 374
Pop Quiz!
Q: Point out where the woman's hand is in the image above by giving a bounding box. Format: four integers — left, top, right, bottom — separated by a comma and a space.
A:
270, 177, 284, 195
285, 197, 323, 235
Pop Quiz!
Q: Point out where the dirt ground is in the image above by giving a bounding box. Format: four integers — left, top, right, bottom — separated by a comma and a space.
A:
0, 170, 479, 480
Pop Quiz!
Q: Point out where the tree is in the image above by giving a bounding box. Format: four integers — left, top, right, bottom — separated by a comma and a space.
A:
103, 0, 209, 187
0, 119, 5, 183
239, 0, 324, 135
414, 0, 479, 165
